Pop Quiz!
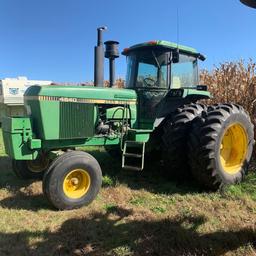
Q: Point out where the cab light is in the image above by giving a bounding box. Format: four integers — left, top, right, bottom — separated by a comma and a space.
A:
147, 40, 157, 45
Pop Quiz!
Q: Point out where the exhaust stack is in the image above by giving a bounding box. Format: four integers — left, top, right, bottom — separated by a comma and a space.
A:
104, 40, 119, 87
94, 26, 107, 87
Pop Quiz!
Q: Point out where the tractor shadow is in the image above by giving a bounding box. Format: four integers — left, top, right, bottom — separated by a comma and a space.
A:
89, 149, 204, 195
0, 206, 255, 255
0, 149, 208, 212
0, 156, 33, 190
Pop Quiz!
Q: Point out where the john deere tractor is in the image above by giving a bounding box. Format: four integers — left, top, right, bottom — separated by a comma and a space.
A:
2, 28, 254, 210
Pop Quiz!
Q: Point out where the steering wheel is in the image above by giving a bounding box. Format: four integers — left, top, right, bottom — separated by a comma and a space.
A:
143, 77, 156, 87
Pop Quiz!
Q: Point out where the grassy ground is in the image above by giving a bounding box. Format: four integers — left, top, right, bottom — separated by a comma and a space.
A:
0, 131, 255, 256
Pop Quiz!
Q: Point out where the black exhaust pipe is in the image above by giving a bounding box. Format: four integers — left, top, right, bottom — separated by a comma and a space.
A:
94, 26, 107, 87
104, 40, 119, 87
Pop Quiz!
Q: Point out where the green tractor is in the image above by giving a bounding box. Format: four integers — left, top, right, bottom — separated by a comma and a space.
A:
2, 28, 254, 210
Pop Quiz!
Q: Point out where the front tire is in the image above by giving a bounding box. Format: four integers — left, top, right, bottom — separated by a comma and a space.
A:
43, 151, 102, 210
188, 103, 254, 189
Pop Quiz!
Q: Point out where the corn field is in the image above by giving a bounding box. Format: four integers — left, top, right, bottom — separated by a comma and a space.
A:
200, 59, 256, 132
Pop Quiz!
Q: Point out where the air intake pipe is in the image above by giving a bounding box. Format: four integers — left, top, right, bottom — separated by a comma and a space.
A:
94, 26, 107, 87
104, 40, 119, 87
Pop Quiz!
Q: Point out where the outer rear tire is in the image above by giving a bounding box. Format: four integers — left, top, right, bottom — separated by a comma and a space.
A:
162, 103, 207, 179
43, 151, 102, 210
188, 103, 254, 189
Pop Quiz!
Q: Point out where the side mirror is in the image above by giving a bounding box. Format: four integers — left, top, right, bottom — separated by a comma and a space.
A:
198, 53, 206, 61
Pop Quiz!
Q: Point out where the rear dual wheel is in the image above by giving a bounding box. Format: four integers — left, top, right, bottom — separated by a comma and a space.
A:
43, 151, 102, 210
188, 104, 254, 189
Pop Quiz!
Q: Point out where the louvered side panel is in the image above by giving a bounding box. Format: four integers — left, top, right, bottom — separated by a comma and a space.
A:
59, 102, 94, 139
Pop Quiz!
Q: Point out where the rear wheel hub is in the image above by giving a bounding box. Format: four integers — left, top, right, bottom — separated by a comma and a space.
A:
220, 123, 248, 175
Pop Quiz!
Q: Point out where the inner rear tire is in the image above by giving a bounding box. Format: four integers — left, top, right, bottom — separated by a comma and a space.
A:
12, 154, 50, 180
162, 103, 207, 179
188, 103, 254, 189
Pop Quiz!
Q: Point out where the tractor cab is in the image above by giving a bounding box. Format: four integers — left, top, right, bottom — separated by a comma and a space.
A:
122, 41, 208, 129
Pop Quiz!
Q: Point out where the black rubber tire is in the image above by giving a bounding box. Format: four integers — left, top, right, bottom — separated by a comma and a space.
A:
42, 150, 82, 196
12, 156, 50, 180
43, 151, 102, 210
144, 120, 169, 164
162, 103, 207, 179
188, 103, 254, 189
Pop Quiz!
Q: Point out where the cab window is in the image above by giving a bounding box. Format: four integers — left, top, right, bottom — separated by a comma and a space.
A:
171, 54, 198, 88
125, 50, 168, 89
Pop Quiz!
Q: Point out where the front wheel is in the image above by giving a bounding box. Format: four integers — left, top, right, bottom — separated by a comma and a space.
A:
43, 151, 102, 210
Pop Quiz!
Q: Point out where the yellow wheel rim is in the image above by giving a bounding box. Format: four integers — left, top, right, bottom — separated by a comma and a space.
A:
220, 123, 248, 175
27, 156, 49, 173
63, 169, 91, 199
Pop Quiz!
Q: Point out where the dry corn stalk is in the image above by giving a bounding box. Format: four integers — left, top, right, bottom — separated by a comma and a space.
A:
200, 59, 256, 134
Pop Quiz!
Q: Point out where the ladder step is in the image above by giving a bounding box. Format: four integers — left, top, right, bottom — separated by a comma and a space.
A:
122, 141, 145, 171
125, 141, 144, 147
123, 165, 142, 171
123, 153, 142, 158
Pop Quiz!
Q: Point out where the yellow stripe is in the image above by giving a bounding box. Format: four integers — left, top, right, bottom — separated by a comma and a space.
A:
24, 96, 137, 105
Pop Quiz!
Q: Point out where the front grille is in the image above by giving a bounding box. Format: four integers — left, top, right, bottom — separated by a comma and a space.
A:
59, 102, 94, 139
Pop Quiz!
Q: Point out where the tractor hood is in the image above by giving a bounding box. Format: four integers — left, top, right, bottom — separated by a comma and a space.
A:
23, 85, 137, 141
24, 85, 137, 104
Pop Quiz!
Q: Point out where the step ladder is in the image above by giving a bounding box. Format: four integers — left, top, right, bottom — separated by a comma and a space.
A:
122, 141, 145, 171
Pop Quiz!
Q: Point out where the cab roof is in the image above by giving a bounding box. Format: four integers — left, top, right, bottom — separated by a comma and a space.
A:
122, 40, 205, 60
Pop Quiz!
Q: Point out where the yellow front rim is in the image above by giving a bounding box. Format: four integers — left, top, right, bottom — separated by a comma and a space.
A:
63, 169, 91, 199
220, 123, 248, 175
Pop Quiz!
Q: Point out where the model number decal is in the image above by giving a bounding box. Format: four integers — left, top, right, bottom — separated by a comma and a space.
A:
24, 95, 137, 105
